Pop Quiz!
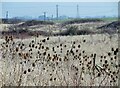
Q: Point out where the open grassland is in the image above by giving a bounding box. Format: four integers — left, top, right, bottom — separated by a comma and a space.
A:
0, 19, 119, 87
0, 33, 119, 87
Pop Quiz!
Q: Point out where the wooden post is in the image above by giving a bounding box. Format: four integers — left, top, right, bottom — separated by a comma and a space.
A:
93, 53, 96, 75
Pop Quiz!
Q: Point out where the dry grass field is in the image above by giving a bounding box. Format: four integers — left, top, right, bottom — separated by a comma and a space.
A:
0, 20, 119, 87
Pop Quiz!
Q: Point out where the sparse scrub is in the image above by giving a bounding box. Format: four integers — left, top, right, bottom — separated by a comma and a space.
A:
97, 21, 120, 30
0, 18, 119, 87
2, 18, 23, 24
55, 25, 94, 36
61, 18, 103, 26
77, 29, 94, 35
96, 21, 120, 34
99, 29, 117, 34
18, 20, 54, 27
65, 25, 78, 35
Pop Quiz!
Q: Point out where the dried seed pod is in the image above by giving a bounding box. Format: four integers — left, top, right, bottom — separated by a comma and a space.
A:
32, 63, 35, 67
100, 56, 103, 58
60, 43, 62, 46
20, 46, 23, 49
114, 51, 117, 55
16, 47, 19, 52
28, 69, 31, 72
32, 44, 34, 48
111, 58, 113, 60
104, 56, 106, 59
24, 70, 27, 74
23, 55, 27, 59
42, 46, 44, 49
22, 43, 24, 46
112, 71, 115, 75
43, 52, 46, 56
59, 58, 62, 61
57, 46, 59, 48
116, 48, 118, 53
73, 41, 75, 44
6, 44, 8, 47
78, 45, 80, 48
38, 51, 40, 54
76, 49, 78, 52
64, 45, 66, 47
114, 56, 117, 59
97, 73, 101, 77
85, 58, 87, 61
111, 48, 114, 51
54, 78, 56, 81
100, 59, 102, 62
42, 39, 46, 42
32, 40, 34, 43
72, 46, 75, 48
43, 68, 45, 70
50, 78, 52, 81
35, 46, 37, 49
82, 51, 85, 53
105, 60, 108, 64
47, 37, 49, 40
20, 62, 22, 64
83, 39, 86, 42
48, 53, 50, 57
56, 62, 58, 65
52, 47, 55, 51
108, 52, 111, 56
79, 53, 81, 56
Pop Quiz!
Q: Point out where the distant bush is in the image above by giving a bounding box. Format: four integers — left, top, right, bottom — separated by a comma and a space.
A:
77, 29, 94, 35
55, 25, 94, 36
65, 25, 78, 35
2, 18, 23, 24
18, 20, 54, 27
28, 30, 52, 36
98, 29, 117, 34
61, 18, 103, 26
2, 26, 53, 38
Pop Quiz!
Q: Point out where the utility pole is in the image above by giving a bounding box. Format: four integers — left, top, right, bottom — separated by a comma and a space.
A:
77, 4, 79, 18
51, 14, 53, 21
56, 5, 58, 20
6, 11, 9, 23
118, 1, 120, 25
43, 12, 46, 21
